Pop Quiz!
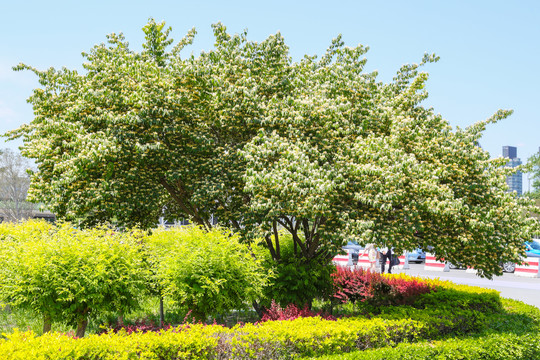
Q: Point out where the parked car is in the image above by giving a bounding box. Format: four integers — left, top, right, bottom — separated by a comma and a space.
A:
406, 248, 426, 263
448, 262, 466, 270
525, 241, 540, 257
501, 241, 540, 273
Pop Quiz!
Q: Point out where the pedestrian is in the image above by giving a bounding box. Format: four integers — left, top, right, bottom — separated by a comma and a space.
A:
362, 243, 379, 272
379, 246, 393, 274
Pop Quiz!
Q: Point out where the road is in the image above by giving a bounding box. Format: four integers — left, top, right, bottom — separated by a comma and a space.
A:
391, 263, 540, 309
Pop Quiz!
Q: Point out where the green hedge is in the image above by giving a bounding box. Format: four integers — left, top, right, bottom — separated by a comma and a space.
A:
0, 305, 491, 359
310, 299, 540, 360
313, 333, 540, 360
0, 291, 537, 359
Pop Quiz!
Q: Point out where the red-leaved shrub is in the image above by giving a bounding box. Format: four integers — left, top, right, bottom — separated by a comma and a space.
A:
261, 300, 336, 322
99, 318, 172, 334
331, 267, 433, 306
386, 276, 434, 304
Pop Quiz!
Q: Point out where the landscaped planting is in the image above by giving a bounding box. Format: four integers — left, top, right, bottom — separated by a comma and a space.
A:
0, 305, 497, 359
1, 221, 539, 359
145, 226, 270, 321
0, 222, 148, 337
0, 297, 537, 359
312, 299, 540, 360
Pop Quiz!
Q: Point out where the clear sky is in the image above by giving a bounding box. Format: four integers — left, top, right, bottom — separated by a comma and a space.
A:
1, 1, 539, 189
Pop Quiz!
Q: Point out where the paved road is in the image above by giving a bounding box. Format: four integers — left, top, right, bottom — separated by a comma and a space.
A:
391, 263, 540, 309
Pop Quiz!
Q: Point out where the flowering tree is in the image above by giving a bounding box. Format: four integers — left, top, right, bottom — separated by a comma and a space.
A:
6, 20, 538, 278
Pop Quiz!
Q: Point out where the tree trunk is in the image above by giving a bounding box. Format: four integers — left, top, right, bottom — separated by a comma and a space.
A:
252, 300, 264, 318
159, 296, 165, 328
76, 316, 88, 338
43, 313, 52, 333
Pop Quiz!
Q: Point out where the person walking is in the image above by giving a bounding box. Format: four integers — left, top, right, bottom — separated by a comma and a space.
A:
379, 246, 393, 274
362, 243, 379, 272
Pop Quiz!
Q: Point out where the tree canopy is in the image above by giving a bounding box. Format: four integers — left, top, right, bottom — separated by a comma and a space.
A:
525, 151, 540, 199
6, 19, 539, 277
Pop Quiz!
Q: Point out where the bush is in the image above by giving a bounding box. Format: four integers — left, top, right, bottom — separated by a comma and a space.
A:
260, 300, 336, 322
315, 333, 540, 360
0, 309, 485, 360
144, 226, 269, 321
412, 282, 502, 313
0, 286, 505, 359
256, 233, 335, 309
332, 267, 433, 307
0, 222, 148, 337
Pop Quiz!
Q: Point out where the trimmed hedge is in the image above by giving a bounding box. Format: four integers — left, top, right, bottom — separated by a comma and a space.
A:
310, 298, 540, 360
0, 304, 490, 359
313, 333, 540, 360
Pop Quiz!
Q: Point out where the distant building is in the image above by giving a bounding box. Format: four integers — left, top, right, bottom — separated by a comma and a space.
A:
503, 146, 522, 196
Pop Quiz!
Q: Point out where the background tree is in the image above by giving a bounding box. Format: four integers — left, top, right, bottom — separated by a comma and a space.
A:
5, 20, 538, 278
525, 151, 540, 199
0, 148, 36, 222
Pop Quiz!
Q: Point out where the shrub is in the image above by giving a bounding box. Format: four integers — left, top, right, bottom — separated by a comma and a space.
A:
316, 333, 540, 360
0, 223, 148, 337
256, 233, 335, 309
331, 267, 433, 307
0, 309, 485, 359
412, 283, 502, 313
144, 226, 270, 322
260, 300, 336, 322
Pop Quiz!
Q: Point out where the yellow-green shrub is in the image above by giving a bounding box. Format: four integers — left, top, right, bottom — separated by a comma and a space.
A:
0, 222, 149, 337
144, 226, 270, 321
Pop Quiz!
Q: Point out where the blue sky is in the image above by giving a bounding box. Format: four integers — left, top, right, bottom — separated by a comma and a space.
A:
1, 1, 539, 188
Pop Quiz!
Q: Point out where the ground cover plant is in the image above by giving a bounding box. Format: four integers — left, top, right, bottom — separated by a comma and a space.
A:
0, 286, 537, 359
1, 221, 538, 359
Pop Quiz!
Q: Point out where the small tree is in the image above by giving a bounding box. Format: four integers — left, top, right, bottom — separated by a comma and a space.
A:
145, 226, 269, 321
0, 221, 148, 337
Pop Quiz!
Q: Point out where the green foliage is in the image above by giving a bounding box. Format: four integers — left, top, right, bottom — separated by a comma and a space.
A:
1, 273, 539, 359
0, 221, 148, 336
256, 233, 334, 308
144, 226, 269, 321
413, 286, 502, 313
0, 307, 486, 359
526, 151, 540, 198
315, 333, 540, 360
6, 19, 538, 278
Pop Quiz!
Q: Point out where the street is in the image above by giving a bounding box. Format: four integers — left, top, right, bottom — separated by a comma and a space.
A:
392, 263, 540, 309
